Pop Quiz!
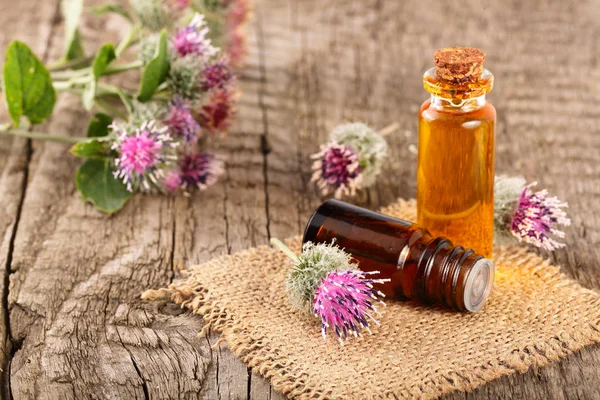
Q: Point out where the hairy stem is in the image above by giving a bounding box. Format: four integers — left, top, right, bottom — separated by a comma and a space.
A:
0, 128, 87, 144
94, 99, 128, 120
378, 122, 401, 137
103, 60, 144, 75
270, 238, 299, 261
116, 24, 142, 57
47, 55, 94, 72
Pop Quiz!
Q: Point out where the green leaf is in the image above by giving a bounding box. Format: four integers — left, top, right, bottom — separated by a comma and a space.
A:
87, 3, 133, 21
76, 158, 132, 214
3, 41, 56, 126
87, 112, 112, 137
137, 29, 169, 102
70, 139, 110, 159
82, 44, 117, 111
92, 43, 116, 78
61, 0, 84, 61
66, 30, 85, 61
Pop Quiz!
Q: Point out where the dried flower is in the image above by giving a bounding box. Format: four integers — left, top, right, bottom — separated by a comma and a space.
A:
272, 239, 389, 344
196, 88, 237, 135
201, 58, 234, 90
311, 144, 362, 199
178, 152, 224, 190
511, 183, 571, 251
226, 0, 251, 27
165, 98, 201, 143
172, 13, 218, 59
166, 0, 191, 12
111, 120, 178, 192
314, 270, 388, 343
328, 122, 388, 187
226, 27, 248, 68
494, 176, 571, 250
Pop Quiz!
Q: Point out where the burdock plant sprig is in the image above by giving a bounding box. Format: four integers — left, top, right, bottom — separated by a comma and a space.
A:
270, 238, 390, 345
311, 122, 396, 199
494, 175, 571, 251
0, 0, 249, 214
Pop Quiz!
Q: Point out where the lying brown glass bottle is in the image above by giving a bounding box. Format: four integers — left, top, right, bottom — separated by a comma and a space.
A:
303, 199, 495, 312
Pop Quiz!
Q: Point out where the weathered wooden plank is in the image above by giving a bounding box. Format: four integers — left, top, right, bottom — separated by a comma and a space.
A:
172, 7, 270, 399
2, 0, 600, 398
253, 0, 600, 399
0, 0, 62, 397
5, 3, 208, 399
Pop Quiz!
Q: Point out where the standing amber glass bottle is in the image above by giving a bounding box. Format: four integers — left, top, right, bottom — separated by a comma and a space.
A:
417, 47, 496, 258
304, 199, 495, 312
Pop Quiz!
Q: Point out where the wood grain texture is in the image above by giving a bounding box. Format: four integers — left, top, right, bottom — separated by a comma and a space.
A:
0, 0, 599, 398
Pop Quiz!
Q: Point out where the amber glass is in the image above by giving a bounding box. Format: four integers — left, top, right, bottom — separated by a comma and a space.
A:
417, 68, 496, 258
303, 199, 495, 312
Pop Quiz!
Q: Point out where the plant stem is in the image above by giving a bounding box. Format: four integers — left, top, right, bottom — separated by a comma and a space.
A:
270, 238, 299, 261
103, 60, 143, 75
0, 128, 87, 144
378, 122, 401, 137
51, 67, 92, 80
53, 81, 90, 93
94, 99, 127, 120
47, 56, 94, 72
116, 24, 141, 57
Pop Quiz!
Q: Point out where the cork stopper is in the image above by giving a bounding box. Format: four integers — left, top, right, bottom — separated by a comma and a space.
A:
434, 47, 485, 84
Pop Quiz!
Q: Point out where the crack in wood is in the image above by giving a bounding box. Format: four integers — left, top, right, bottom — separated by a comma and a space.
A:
2, 1, 62, 398
255, 8, 272, 243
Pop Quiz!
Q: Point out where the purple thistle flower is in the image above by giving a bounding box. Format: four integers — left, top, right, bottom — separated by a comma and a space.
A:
111, 120, 178, 192
172, 13, 218, 58
510, 183, 571, 251
179, 152, 224, 190
163, 171, 183, 192
311, 143, 362, 199
165, 98, 201, 143
314, 270, 389, 344
201, 58, 234, 90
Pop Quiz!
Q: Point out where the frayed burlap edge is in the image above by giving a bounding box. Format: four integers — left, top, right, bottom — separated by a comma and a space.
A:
142, 200, 600, 399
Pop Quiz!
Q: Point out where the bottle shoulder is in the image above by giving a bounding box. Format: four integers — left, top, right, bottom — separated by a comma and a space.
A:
419, 98, 496, 121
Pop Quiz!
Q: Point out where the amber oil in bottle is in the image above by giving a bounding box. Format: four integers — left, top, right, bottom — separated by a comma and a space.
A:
303, 199, 495, 312
417, 47, 496, 258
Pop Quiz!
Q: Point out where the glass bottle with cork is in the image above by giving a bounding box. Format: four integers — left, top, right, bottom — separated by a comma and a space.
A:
303, 199, 495, 312
417, 47, 496, 258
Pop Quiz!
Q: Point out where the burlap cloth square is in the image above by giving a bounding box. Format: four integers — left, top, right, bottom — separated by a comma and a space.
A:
143, 199, 600, 399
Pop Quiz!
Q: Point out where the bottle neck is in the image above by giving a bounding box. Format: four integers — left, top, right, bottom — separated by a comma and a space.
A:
414, 238, 494, 311
429, 93, 486, 112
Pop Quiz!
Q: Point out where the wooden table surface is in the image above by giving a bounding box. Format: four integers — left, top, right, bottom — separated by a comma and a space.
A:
1, 0, 600, 398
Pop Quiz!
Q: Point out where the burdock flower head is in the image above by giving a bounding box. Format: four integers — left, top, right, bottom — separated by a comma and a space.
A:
178, 152, 224, 190
201, 58, 234, 91
311, 144, 362, 199
129, 0, 169, 31
311, 122, 388, 199
165, 98, 201, 143
167, 55, 205, 100
329, 122, 388, 187
163, 152, 224, 192
111, 120, 178, 192
172, 13, 218, 59
197, 88, 237, 135
494, 175, 571, 251
271, 239, 389, 344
